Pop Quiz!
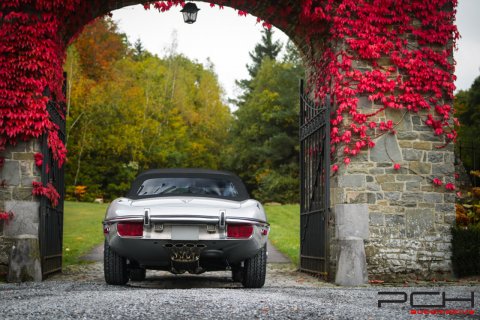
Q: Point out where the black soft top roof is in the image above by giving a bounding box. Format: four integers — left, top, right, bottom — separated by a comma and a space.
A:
127, 168, 250, 201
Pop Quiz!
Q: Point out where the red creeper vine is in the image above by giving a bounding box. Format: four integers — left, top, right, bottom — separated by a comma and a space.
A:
0, 0, 459, 202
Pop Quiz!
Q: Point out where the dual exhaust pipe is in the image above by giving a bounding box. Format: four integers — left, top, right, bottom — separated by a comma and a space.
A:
164, 243, 206, 262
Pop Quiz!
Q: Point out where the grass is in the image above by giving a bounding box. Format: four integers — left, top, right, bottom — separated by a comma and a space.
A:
265, 204, 300, 266
63, 201, 108, 266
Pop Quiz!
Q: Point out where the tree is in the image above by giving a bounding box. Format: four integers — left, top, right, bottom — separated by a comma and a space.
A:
225, 34, 304, 203
455, 74, 480, 144
225, 53, 304, 203
456, 75, 480, 129
283, 40, 302, 65
235, 28, 283, 93
246, 28, 282, 78
73, 17, 128, 81
455, 74, 480, 178
132, 38, 148, 61
64, 18, 231, 200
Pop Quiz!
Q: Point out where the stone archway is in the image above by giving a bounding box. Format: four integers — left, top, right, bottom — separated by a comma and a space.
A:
0, 1, 458, 283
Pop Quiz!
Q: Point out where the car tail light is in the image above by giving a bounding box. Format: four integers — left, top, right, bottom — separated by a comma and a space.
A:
117, 222, 143, 237
227, 224, 254, 239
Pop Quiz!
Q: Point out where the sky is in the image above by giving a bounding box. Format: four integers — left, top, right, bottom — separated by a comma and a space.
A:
454, 0, 480, 91
112, 1, 480, 102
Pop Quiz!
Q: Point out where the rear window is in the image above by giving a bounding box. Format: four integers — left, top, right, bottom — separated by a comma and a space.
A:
135, 177, 240, 199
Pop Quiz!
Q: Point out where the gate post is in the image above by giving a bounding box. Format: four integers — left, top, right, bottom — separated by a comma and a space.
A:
327, 102, 455, 282
334, 204, 368, 285
0, 140, 43, 281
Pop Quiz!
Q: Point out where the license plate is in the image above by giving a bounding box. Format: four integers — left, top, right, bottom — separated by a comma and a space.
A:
171, 225, 199, 240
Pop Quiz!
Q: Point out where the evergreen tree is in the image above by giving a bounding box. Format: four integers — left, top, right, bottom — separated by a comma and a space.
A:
457, 75, 480, 128
283, 40, 302, 66
225, 39, 305, 203
133, 38, 145, 61
455, 74, 480, 180
235, 28, 283, 93
246, 28, 282, 78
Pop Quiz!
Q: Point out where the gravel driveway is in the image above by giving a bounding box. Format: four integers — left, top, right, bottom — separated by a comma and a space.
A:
1, 243, 479, 319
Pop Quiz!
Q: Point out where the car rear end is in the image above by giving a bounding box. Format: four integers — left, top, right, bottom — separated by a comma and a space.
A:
104, 207, 269, 272
103, 168, 269, 288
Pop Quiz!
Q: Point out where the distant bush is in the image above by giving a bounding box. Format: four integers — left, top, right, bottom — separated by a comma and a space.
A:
65, 184, 102, 202
253, 169, 299, 204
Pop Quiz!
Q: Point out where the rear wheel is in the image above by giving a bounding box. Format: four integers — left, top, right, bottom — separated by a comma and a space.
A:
241, 245, 267, 288
104, 241, 128, 285
129, 268, 146, 281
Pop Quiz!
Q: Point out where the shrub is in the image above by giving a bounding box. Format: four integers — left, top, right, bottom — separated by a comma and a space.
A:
451, 226, 480, 277
65, 184, 102, 202
452, 170, 480, 277
253, 169, 299, 204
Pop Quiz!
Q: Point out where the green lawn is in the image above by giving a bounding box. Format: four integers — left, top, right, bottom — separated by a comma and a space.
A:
265, 204, 300, 266
63, 201, 108, 266
62, 201, 300, 267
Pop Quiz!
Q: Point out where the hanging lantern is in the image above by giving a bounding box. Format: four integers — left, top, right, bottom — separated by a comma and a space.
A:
181, 2, 200, 24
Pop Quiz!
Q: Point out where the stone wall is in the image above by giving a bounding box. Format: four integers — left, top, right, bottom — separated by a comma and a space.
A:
330, 106, 455, 281
0, 141, 41, 278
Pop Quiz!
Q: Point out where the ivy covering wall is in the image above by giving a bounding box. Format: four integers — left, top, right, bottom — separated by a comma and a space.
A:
0, 0, 459, 210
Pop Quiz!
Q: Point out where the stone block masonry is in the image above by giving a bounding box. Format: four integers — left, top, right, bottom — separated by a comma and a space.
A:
0, 141, 42, 279
330, 105, 455, 282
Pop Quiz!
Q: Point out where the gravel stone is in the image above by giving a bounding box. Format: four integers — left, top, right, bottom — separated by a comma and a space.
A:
0, 262, 479, 320
1, 243, 479, 320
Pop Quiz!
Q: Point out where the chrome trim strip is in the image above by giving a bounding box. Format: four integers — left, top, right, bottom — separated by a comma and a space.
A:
226, 217, 269, 226
150, 216, 219, 223
104, 216, 144, 223
105, 216, 269, 226
116, 232, 143, 239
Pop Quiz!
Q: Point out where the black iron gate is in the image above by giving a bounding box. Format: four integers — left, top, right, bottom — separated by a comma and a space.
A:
299, 79, 331, 277
39, 98, 66, 278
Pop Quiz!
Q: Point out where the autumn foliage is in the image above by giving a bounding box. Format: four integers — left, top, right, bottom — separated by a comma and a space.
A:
74, 185, 87, 201
0, 210, 14, 222
32, 181, 60, 207
456, 171, 480, 229
0, 1, 459, 204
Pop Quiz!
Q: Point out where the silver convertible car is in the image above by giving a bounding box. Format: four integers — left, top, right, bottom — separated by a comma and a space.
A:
103, 169, 269, 288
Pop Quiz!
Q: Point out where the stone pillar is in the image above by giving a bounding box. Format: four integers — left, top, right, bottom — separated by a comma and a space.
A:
0, 141, 42, 281
329, 107, 455, 282
363, 109, 455, 281
324, 4, 456, 280
335, 204, 369, 286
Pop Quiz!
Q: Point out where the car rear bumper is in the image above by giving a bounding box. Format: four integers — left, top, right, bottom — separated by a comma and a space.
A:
104, 218, 269, 268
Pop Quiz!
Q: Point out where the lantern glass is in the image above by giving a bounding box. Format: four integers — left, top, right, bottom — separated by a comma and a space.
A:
181, 3, 200, 24
182, 11, 198, 24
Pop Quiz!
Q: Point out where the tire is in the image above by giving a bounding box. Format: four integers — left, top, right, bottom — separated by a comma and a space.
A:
241, 245, 267, 288
104, 240, 128, 285
129, 268, 146, 281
